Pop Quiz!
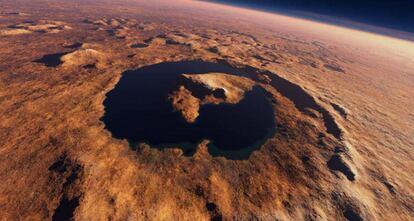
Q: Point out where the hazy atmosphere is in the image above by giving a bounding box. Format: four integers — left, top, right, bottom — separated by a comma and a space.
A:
0, 0, 413, 220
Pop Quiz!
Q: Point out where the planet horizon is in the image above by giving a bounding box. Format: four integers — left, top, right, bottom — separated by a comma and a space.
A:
0, 0, 413, 220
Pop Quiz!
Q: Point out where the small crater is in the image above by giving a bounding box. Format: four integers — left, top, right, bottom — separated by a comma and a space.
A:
83, 64, 96, 69
301, 155, 310, 163
207, 47, 219, 53
130, 43, 148, 48
331, 193, 364, 221
327, 154, 355, 181
52, 196, 80, 221
212, 88, 226, 99
343, 206, 363, 221
206, 202, 216, 211
324, 63, 345, 73
34, 52, 67, 67
206, 202, 222, 221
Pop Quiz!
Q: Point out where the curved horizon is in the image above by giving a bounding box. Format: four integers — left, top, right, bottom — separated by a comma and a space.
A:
203, 0, 414, 42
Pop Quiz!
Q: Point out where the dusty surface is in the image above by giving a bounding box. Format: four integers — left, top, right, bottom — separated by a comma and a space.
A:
0, 0, 413, 220
183, 73, 255, 104
0, 20, 70, 36
170, 73, 255, 123
169, 85, 201, 123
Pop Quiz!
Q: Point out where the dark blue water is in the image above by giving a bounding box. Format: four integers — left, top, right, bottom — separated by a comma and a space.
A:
102, 61, 275, 159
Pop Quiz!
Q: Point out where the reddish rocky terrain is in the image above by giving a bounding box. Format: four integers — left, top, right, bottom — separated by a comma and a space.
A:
0, 0, 413, 220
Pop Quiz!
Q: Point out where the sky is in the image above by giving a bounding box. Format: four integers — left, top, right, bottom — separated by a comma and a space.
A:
207, 0, 414, 34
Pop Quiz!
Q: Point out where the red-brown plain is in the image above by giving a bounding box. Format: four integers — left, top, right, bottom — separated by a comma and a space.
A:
0, 0, 413, 220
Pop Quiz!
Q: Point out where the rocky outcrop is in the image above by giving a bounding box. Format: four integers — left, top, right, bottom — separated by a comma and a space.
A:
169, 86, 201, 123
169, 73, 256, 123
0, 20, 71, 36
